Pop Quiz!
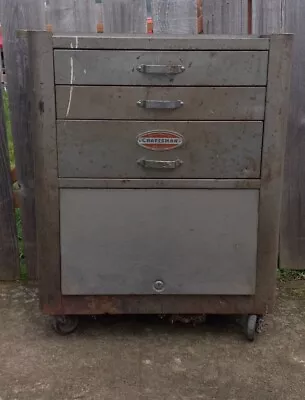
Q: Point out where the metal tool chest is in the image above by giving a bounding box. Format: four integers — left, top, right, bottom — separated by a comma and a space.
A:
29, 32, 292, 339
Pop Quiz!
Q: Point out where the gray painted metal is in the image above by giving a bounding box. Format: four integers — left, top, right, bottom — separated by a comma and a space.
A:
57, 120, 263, 179
54, 50, 269, 86
59, 179, 261, 190
56, 86, 266, 121
151, 0, 197, 34
60, 189, 259, 296
53, 34, 270, 50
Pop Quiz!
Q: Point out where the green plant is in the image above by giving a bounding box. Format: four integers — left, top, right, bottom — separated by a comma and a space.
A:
3, 89, 27, 280
15, 208, 27, 280
3, 90, 14, 167
277, 269, 305, 282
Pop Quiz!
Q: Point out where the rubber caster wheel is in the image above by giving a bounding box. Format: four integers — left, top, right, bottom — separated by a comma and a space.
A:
256, 315, 265, 334
52, 315, 79, 335
245, 315, 258, 342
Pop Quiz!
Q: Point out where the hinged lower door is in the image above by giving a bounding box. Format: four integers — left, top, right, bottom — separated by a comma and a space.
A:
60, 189, 258, 296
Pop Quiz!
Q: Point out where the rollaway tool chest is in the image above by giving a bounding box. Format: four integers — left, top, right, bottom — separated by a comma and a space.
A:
29, 32, 292, 340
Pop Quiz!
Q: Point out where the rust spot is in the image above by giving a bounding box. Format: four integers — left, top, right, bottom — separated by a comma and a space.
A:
42, 301, 63, 315
245, 157, 258, 173
61, 296, 121, 314
58, 295, 262, 315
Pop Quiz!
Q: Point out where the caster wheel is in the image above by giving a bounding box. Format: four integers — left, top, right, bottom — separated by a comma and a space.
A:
256, 315, 265, 334
52, 315, 79, 335
245, 315, 258, 342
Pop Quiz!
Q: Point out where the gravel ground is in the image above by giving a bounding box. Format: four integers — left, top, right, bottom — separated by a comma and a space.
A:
1, 283, 305, 400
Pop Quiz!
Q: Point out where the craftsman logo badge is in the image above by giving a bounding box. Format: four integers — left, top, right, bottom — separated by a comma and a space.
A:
137, 130, 184, 151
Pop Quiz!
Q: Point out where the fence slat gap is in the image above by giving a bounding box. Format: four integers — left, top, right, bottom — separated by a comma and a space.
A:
0, 84, 19, 280
1, 0, 45, 280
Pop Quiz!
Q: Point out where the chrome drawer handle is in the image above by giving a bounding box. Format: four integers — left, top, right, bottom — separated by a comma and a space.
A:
136, 64, 185, 75
137, 158, 183, 170
137, 100, 184, 109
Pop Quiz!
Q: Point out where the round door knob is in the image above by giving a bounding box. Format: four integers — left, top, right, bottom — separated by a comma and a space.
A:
153, 280, 165, 293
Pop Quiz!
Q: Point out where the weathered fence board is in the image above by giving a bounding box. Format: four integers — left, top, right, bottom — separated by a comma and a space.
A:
152, 0, 197, 34
202, 0, 249, 34
279, 0, 305, 269
0, 86, 19, 280
45, 0, 97, 32
102, 0, 147, 33
252, 0, 305, 270
252, 0, 285, 34
1, 0, 45, 280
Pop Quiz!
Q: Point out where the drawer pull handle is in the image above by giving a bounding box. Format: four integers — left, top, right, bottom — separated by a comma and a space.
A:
137, 158, 183, 170
136, 64, 185, 75
137, 100, 184, 109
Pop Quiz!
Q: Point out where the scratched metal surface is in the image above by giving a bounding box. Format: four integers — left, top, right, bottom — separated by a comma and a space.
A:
56, 86, 266, 121
54, 50, 269, 86
57, 120, 263, 179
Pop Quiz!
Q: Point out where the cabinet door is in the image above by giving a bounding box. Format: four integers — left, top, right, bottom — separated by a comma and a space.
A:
60, 189, 258, 296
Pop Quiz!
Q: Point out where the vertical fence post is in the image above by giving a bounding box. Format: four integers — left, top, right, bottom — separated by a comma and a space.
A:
46, 0, 97, 32
0, 85, 19, 280
273, 1, 305, 269
252, 0, 305, 270
102, 0, 147, 33
151, 0, 197, 34
202, 0, 249, 34
1, 0, 45, 280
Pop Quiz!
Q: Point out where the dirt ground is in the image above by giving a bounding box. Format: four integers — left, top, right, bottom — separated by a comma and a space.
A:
1, 283, 305, 400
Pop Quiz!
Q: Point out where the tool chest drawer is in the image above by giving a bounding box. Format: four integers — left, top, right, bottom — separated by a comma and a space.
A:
57, 120, 263, 179
54, 50, 268, 86
56, 86, 266, 121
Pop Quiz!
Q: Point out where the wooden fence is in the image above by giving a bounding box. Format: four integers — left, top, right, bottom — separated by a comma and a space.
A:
0, 0, 304, 280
